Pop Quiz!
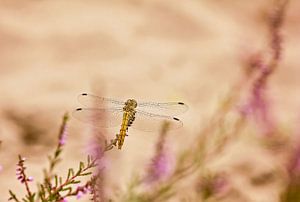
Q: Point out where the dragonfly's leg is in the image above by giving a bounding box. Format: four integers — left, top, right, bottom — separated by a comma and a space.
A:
112, 138, 117, 146
113, 134, 119, 146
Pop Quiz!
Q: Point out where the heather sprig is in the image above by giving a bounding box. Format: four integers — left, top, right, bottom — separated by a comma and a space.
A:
144, 122, 172, 184
9, 155, 35, 202
44, 113, 69, 184
8, 113, 114, 202
39, 155, 97, 201
88, 134, 118, 202
241, 0, 289, 136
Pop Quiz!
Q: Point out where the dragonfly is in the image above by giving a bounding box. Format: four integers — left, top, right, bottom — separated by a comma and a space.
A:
73, 93, 188, 149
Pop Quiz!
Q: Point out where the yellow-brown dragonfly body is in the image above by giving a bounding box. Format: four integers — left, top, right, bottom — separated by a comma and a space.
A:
117, 99, 137, 149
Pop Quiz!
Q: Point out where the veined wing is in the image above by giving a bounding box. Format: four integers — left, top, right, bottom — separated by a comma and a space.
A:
131, 109, 183, 132
72, 108, 123, 128
78, 93, 125, 108
137, 101, 188, 116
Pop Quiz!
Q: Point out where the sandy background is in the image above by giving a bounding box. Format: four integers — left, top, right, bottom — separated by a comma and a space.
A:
0, 0, 300, 201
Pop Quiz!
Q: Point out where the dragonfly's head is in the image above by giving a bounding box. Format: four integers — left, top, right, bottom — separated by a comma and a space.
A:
125, 99, 137, 109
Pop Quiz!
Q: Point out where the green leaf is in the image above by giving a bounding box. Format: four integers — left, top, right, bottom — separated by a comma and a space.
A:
79, 161, 85, 170
54, 175, 58, 187
67, 168, 72, 180
80, 172, 92, 176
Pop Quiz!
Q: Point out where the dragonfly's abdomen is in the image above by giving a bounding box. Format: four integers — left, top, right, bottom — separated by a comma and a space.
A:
117, 111, 136, 149
116, 99, 137, 149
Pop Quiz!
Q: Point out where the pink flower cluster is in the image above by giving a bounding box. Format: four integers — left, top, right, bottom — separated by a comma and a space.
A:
75, 185, 92, 199
147, 151, 171, 183
59, 124, 68, 146
288, 122, 300, 178
16, 157, 33, 184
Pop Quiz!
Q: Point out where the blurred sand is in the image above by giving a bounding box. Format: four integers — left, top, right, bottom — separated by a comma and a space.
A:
0, 0, 300, 201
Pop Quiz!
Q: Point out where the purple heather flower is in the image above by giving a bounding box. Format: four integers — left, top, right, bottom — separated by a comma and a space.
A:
59, 124, 68, 146
213, 175, 229, 195
16, 167, 26, 183
76, 191, 83, 199
240, 50, 264, 76
86, 131, 108, 201
288, 146, 300, 179
58, 113, 69, 146
251, 83, 274, 134
239, 0, 289, 137
75, 184, 92, 199
144, 145, 172, 184
288, 116, 300, 178
86, 136, 105, 161
239, 69, 275, 136
144, 122, 174, 184
16, 156, 34, 184
27, 176, 34, 182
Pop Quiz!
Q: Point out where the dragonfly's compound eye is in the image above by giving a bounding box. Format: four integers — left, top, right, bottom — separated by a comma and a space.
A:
131, 99, 138, 108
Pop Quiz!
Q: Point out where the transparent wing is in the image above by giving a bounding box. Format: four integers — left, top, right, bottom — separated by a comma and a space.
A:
78, 93, 125, 108
72, 107, 124, 128
137, 101, 188, 116
131, 110, 183, 132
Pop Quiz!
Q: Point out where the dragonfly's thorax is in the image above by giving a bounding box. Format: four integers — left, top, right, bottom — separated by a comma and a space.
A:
122, 99, 137, 129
